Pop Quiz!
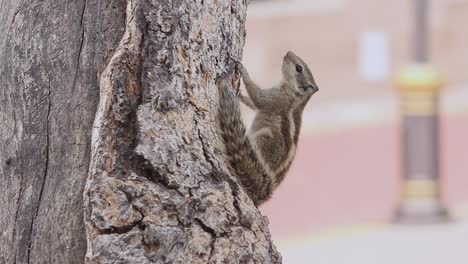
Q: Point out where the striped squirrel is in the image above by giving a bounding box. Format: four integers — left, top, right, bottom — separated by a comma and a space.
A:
217, 51, 319, 206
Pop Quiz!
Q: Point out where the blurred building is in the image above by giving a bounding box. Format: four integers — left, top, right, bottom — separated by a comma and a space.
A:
245, 0, 468, 102
242, 0, 468, 242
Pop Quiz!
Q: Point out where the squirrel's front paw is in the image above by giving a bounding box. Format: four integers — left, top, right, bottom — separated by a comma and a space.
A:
234, 61, 246, 77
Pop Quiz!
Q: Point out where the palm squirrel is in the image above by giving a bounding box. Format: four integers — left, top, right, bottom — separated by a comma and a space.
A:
217, 51, 319, 206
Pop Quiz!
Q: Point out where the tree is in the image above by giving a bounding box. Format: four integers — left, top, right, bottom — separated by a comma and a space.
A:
0, 0, 281, 263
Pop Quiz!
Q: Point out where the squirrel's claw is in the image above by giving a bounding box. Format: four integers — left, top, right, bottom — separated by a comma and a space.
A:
235, 61, 246, 75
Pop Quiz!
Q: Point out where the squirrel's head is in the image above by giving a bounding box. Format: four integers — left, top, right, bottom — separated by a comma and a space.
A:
282, 51, 319, 96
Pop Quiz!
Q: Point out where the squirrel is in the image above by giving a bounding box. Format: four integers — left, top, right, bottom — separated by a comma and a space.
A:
217, 51, 319, 206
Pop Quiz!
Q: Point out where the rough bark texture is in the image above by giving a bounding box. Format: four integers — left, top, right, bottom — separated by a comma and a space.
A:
1, 0, 281, 263
1, 0, 127, 263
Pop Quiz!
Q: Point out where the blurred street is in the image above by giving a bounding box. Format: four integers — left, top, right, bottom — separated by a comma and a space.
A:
279, 219, 468, 264
244, 0, 468, 262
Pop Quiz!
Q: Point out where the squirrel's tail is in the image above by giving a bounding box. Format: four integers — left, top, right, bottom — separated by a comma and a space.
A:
217, 79, 272, 205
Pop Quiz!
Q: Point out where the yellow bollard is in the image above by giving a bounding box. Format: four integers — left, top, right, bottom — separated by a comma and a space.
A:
394, 64, 451, 224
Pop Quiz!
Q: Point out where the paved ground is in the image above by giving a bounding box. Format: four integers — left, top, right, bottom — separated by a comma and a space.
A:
278, 220, 468, 264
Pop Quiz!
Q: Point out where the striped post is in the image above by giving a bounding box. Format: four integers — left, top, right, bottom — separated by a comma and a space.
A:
394, 65, 451, 223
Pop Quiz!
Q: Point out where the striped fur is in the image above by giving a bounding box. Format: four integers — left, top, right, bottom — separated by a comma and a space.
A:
217, 79, 273, 205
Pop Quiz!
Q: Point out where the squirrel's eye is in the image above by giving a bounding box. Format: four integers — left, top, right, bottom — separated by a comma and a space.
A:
296, 65, 303, 73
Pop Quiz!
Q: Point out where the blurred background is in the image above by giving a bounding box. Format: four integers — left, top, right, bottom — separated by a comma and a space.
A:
242, 0, 468, 263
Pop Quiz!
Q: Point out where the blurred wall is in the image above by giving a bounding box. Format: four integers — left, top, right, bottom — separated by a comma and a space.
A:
244, 0, 468, 104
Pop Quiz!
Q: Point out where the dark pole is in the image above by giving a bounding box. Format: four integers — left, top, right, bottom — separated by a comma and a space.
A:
414, 0, 428, 62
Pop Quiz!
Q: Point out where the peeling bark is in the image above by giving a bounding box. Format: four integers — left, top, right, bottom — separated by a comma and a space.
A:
1, 0, 281, 263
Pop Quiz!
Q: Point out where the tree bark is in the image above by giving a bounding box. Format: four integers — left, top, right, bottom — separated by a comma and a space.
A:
1, 0, 281, 263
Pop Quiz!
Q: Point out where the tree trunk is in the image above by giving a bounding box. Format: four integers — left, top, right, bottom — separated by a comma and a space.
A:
0, 0, 281, 263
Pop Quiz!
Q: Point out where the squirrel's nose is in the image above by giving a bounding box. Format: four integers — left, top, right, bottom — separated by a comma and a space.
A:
308, 84, 319, 92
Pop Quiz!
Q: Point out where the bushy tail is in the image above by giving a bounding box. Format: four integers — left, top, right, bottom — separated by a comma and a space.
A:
217, 79, 272, 205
